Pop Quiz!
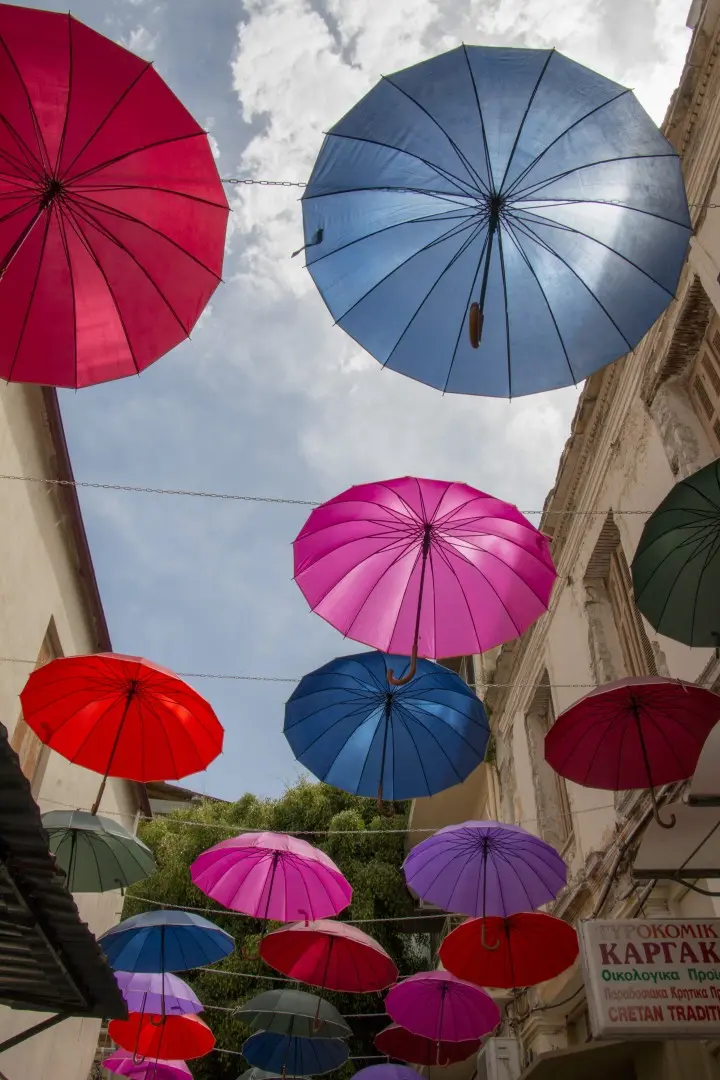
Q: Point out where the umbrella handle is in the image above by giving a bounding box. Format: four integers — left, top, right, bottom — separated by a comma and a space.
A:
654, 804, 676, 830
480, 920, 500, 951
469, 302, 482, 348
387, 647, 417, 686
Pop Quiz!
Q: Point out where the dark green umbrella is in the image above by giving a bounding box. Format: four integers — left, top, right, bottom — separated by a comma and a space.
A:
237, 1071, 302, 1080
42, 809, 156, 892
632, 460, 720, 650
236, 989, 351, 1040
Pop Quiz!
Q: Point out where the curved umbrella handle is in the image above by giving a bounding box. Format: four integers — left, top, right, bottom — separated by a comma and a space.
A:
387, 647, 417, 687
480, 920, 500, 951
654, 804, 676, 830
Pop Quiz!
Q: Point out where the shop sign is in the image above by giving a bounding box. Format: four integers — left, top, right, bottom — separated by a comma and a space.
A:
579, 918, 720, 1039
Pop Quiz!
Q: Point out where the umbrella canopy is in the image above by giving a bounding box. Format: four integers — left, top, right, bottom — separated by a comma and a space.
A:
99, 910, 234, 973
354, 1069, 419, 1080
242, 1032, 348, 1077
385, 971, 500, 1042
0, 3, 228, 388
109, 1013, 214, 1060
42, 809, 155, 892
260, 919, 398, 992
284, 650, 489, 802
632, 460, 720, 649
237, 1072, 288, 1080
294, 476, 555, 683
236, 989, 351, 1040
439, 913, 579, 989
301, 45, 690, 399
404, 822, 566, 930
190, 832, 351, 921
102, 1051, 192, 1080
374, 1025, 480, 1066
21, 653, 223, 813
115, 971, 203, 1016
545, 676, 720, 828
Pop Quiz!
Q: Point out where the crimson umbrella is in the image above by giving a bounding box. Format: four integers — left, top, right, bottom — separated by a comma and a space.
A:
0, 4, 228, 388
439, 913, 579, 989
260, 919, 398, 992
374, 1025, 480, 1066
108, 1013, 215, 1060
21, 653, 224, 813
545, 676, 720, 828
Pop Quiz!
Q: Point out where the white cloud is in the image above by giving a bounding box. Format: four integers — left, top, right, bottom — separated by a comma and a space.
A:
121, 24, 158, 57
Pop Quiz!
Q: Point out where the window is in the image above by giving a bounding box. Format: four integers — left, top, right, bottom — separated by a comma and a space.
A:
607, 544, 657, 677
525, 676, 573, 852
689, 317, 720, 451
11, 623, 60, 794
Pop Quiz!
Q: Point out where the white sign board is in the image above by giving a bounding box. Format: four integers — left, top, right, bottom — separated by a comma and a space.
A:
579, 918, 720, 1039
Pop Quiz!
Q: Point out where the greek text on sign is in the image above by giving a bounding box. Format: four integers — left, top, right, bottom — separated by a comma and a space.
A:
579, 918, 720, 1039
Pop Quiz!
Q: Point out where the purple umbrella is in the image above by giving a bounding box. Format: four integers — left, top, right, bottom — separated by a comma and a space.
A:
385, 972, 500, 1043
354, 1069, 419, 1080
404, 822, 566, 948
102, 1050, 192, 1080
115, 971, 203, 1016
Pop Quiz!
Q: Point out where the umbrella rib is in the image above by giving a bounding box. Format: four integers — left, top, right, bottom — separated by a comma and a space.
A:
511, 153, 677, 204
382, 75, 491, 195
316, 131, 481, 199
301, 533, 420, 617
639, 524, 719, 632
5, 210, 52, 382
59, 62, 154, 180
54, 14, 75, 176
0, 132, 43, 184
514, 207, 677, 297
498, 50, 555, 193
502, 215, 577, 386
687, 523, 720, 645
396, 702, 469, 787
461, 44, 494, 192
0, 32, 51, 173
522, 196, 690, 230
54, 199, 79, 388
640, 700, 702, 777
509, 214, 633, 349
74, 181, 229, 212
495, 219, 513, 398
302, 185, 478, 208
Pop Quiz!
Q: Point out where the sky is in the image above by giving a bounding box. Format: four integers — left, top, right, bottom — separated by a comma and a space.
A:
22, 0, 694, 800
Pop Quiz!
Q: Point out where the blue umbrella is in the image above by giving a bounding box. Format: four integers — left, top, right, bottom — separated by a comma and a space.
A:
242, 1032, 348, 1076
284, 651, 489, 802
301, 46, 690, 398
99, 909, 234, 973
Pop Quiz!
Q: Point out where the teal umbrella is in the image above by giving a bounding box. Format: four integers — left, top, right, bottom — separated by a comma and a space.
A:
42, 810, 156, 892
632, 460, 720, 650
236, 989, 351, 1039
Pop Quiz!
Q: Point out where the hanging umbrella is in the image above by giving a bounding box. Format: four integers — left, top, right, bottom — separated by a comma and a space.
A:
284, 650, 490, 804
385, 971, 500, 1043
260, 919, 398, 992
115, 971, 203, 1016
403, 822, 566, 947
632, 460, 720, 650
545, 676, 720, 829
294, 476, 555, 684
236, 989, 351, 1039
354, 1068, 419, 1080
439, 913, 579, 989
42, 810, 155, 892
0, 3, 228, 388
109, 1013, 214, 1060
99, 910, 234, 973
21, 653, 223, 813
242, 1032, 348, 1077
102, 1051, 193, 1080
190, 832, 351, 921
301, 45, 690, 398
374, 1025, 480, 1066
237, 1072, 289, 1080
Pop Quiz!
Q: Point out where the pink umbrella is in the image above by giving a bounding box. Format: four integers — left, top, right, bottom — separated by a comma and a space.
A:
294, 476, 555, 684
190, 832, 352, 921
102, 1050, 191, 1080
385, 971, 500, 1043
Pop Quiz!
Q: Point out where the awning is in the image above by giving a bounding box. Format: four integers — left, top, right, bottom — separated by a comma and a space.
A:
519, 1039, 656, 1079
0, 720, 125, 1031
633, 801, 720, 879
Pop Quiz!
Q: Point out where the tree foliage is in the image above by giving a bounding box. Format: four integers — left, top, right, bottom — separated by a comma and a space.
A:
124, 781, 429, 1080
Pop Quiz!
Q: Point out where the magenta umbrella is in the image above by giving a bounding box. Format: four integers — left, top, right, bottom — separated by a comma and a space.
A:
190, 832, 352, 921
115, 971, 202, 1016
386, 971, 500, 1043
102, 1050, 192, 1080
293, 476, 555, 684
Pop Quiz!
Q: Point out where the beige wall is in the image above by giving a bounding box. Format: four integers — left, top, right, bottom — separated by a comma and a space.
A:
0, 382, 139, 1080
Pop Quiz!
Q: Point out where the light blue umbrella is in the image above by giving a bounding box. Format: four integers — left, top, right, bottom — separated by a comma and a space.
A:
284, 651, 489, 802
301, 46, 690, 397
99, 909, 234, 972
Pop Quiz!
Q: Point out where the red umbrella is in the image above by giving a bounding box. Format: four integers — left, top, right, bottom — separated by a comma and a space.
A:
108, 1013, 214, 1060
439, 913, 579, 989
0, 4, 228, 388
374, 1025, 480, 1066
545, 676, 720, 828
259, 919, 398, 992
21, 653, 223, 812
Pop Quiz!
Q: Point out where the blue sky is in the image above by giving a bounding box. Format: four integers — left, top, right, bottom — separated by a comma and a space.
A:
26, 0, 692, 799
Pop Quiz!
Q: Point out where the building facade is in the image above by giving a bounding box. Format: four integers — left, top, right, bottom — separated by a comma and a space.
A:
0, 383, 147, 1080
412, 2, 720, 1077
